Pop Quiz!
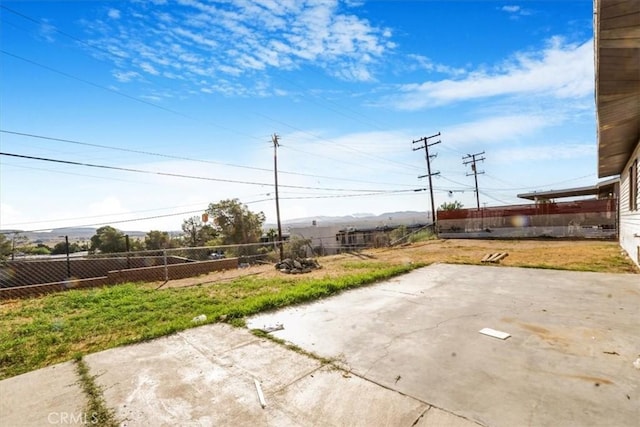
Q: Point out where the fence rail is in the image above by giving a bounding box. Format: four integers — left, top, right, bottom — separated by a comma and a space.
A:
0, 243, 276, 299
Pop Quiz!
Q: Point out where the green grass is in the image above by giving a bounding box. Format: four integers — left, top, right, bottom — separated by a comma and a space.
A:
74, 355, 119, 427
0, 262, 421, 380
408, 229, 436, 243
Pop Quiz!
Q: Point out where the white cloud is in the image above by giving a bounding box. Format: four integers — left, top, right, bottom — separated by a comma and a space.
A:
0, 203, 21, 228
406, 54, 466, 77
139, 62, 160, 75
107, 9, 121, 20
501, 6, 520, 13
444, 114, 553, 150
390, 37, 594, 110
493, 144, 594, 163
87, 196, 129, 217
85, 0, 394, 96
113, 70, 140, 82
500, 5, 532, 18
38, 21, 56, 43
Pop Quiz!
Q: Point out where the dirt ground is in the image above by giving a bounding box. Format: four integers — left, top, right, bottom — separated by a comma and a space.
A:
150, 239, 638, 289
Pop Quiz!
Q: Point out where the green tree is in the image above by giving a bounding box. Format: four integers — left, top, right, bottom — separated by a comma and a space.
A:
389, 225, 408, 242
51, 242, 69, 255
265, 228, 278, 242
6, 233, 29, 259
28, 246, 51, 255
439, 200, 464, 211
0, 234, 12, 260
90, 226, 126, 253
145, 230, 171, 250
283, 236, 311, 259
181, 216, 217, 247
129, 238, 145, 251
51, 242, 83, 255
206, 199, 265, 255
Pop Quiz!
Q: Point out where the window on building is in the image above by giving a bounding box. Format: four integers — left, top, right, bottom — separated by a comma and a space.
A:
630, 158, 638, 211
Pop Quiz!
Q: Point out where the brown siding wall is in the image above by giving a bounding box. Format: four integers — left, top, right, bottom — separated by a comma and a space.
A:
437, 199, 617, 239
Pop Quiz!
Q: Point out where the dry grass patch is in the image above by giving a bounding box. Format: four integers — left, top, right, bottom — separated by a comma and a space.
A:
1, 238, 636, 380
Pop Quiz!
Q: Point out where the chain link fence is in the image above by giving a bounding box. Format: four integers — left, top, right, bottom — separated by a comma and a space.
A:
0, 242, 283, 300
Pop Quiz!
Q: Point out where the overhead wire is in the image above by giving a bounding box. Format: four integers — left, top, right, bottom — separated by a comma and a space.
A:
0, 50, 263, 142
2, 188, 425, 232
2, 4, 598, 222
1, 129, 417, 188
1, 5, 423, 177
1, 202, 215, 228
256, 112, 425, 173
0, 152, 423, 194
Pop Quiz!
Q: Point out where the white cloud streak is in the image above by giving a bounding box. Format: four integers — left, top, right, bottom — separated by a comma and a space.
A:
107, 9, 121, 19
85, 0, 394, 97
390, 37, 594, 110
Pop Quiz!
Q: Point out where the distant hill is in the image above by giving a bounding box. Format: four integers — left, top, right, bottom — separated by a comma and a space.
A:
0, 227, 147, 243
265, 211, 431, 230
2, 211, 431, 243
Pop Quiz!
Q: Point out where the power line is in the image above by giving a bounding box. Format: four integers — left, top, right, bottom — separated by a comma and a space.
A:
272, 133, 284, 261
478, 190, 513, 206
1, 203, 213, 228
412, 132, 441, 224
462, 151, 485, 210
1, 6, 431, 183
256, 112, 424, 173
483, 172, 596, 191
1, 6, 425, 177
0, 5, 121, 59
1, 129, 418, 188
1, 4, 387, 142
0, 209, 205, 234
0, 151, 412, 193
0, 50, 261, 141
2, 189, 426, 233
0, 162, 160, 186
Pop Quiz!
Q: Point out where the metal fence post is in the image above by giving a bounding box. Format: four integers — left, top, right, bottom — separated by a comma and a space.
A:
163, 250, 169, 282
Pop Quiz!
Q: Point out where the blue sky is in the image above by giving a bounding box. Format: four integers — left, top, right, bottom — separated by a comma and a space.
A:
1, 0, 598, 232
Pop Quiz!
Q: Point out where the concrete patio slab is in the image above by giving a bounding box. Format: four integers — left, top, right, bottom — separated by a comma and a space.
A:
247, 264, 640, 427
272, 366, 428, 427
83, 323, 439, 426
0, 361, 87, 426
3, 263, 636, 426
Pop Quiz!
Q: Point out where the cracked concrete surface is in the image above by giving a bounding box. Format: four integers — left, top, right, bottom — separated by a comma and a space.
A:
82, 324, 438, 426
248, 263, 640, 427
2, 263, 637, 426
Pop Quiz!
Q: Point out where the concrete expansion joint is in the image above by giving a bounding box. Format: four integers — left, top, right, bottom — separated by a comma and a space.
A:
177, 329, 260, 362
410, 407, 430, 426
347, 368, 425, 403
272, 364, 325, 394
377, 287, 424, 297
364, 311, 491, 376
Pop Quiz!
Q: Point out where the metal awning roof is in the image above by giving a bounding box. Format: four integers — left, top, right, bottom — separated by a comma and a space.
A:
517, 178, 619, 201
595, 0, 640, 178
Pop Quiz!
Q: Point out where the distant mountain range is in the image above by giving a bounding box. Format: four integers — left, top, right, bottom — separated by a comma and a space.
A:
0, 228, 147, 244
267, 210, 431, 230
2, 211, 430, 243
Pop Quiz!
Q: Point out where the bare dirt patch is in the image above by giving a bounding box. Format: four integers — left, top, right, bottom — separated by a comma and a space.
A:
147, 239, 637, 289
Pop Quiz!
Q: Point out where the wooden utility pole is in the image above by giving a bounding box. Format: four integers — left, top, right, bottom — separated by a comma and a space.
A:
272, 133, 284, 261
413, 132, 441, 224
462, 152, 485, 210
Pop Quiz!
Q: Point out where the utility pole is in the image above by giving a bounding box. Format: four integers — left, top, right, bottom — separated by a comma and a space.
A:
64, 235, 71, 278
272, 133, 284, 261
413, 132, 441, 224
462, 152, 485, 210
